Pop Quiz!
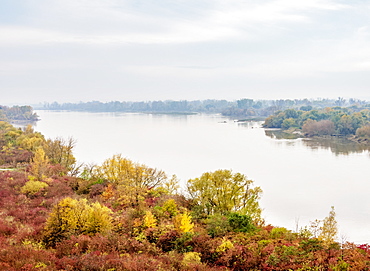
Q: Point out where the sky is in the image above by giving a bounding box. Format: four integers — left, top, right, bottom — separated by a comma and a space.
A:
1, 0, 370, 105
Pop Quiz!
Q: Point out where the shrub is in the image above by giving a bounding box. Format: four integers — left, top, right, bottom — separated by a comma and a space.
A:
227, 213, 255, 233
162, 198, 178, 217
0, 220, 15, 236
206, 214, 231, 237
356, 125, 370, 139
43, 197, 113, 247
157, 230, 180, 252
0, 148, 33, 166
143, 211, 157, 229
174, 232, 194, 253
87, 183, 105, 198
302, 119, 335, 136
20, 179, 49, 196
182, 251, 202, 266
173, 212, 194, 234
270, 227, 292, 239
216, 239, 234, 253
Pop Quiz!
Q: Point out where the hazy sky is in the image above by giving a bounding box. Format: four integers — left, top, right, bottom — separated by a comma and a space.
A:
1, 0, 370, 105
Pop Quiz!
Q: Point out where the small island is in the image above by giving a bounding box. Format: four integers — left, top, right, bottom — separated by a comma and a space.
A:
263, 105, 370, 144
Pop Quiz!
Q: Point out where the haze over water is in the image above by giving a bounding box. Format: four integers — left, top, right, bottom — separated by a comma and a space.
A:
34, 110, 370, 244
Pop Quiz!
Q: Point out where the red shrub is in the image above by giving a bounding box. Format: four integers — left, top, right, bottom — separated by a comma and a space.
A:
0, 245, 57, 270
0, 148, 33, 166
157, 230, 180, 252
0, 220, 15, 236
216, 244, 260, 270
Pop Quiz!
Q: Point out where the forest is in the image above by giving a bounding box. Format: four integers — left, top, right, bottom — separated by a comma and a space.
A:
1, 111, 370, 270
263, 105, 370, 142
0, 105, 39, 122
41, 97, 369, 119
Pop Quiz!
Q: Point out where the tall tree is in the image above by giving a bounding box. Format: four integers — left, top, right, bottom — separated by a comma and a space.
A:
319, 206, 338, 246
29, 148, 49, 181
94, 154, 166, 188
187, 170, 262, 221
94, 154, 167, 206
43, 137, 76, 172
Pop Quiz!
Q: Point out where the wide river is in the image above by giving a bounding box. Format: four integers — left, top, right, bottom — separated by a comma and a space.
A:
34, 110, 370, 244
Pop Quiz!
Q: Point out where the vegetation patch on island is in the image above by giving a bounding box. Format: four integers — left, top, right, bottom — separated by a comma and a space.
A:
0, 105, 39, 123
263, 105, 370, 144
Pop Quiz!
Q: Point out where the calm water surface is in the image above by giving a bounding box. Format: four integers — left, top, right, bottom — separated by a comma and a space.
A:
34, 110, 370, 243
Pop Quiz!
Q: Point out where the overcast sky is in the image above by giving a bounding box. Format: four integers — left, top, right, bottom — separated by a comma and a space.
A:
1, 0, 370, 105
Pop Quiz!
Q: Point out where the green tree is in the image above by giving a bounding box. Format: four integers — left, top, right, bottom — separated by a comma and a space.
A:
337, 115, 355, 135
227, 212, 255, 233
284, 109, 299, 119
187, 170, 262, 221
263, 111, 285, 128
281, 118, 297, 129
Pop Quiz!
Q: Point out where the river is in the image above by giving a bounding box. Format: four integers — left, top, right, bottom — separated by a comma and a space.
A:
34, 110, 370, 244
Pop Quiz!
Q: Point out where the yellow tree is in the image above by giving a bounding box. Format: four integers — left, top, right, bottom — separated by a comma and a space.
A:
187, 169, 262, 221
94, 154, 167, 188
173, 212, 194, 233
94, 154, 135, 185
16, 125, 45, 151
29, 148, 50, 181
161, 175, 180, 195
318, 206, 338, 246
83, 201, 113, 235
43, 137, 76, 172
143, 211, 157, 228
43, 197, 112, 247
94, 154, 168, 206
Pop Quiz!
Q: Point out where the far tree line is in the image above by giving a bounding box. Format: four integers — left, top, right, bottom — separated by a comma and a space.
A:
41, 97, 369, 118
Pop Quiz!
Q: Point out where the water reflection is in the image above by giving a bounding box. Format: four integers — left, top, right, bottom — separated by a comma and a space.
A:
264, 129, 303, 139
11, 120, 37, 129
235, 120, 263, 129
265, 129, 370, 155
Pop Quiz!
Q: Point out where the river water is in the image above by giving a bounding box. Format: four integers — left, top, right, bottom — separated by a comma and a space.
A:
34, 110, 370, 244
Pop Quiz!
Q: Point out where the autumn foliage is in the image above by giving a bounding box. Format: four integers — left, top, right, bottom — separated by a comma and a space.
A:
1, 120, 370, 270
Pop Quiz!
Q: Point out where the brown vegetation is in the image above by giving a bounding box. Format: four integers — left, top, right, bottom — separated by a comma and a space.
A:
302, 119, 336, 137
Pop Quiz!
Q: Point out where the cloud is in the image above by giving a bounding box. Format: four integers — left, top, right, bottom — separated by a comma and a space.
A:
0, 0, 349, 46
1, 0, 369, 104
